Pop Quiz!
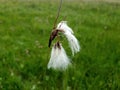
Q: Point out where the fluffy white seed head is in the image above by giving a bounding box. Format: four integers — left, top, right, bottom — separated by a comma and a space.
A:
57, 21, 80, 55
48, 42, 71, 70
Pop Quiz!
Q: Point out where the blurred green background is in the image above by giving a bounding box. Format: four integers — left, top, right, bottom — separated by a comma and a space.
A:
0, 0, 120, 90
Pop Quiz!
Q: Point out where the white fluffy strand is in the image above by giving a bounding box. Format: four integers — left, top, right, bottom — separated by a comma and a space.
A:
57, 21, 74, 34
48, 43, 71, 70
65, 32, 80, 56
57, 21, 80, 55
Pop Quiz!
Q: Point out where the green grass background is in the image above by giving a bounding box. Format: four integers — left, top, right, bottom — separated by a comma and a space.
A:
0, 0, 120, 90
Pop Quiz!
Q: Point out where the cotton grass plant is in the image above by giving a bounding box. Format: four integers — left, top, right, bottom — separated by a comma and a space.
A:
48, 21, 80, 70
47, 0, 80, 71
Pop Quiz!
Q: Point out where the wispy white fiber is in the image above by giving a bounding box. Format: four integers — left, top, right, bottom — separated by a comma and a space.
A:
57, 21, 80, 55
48, 43, 71, 70
64, 31, 80, 56
57, 21, 74, 34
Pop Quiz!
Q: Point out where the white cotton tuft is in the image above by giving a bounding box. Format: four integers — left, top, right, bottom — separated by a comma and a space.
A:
65, 32, 80, 56
48, 43, 71, 70
57, 21, 74, 34
57, 21, 80, 55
